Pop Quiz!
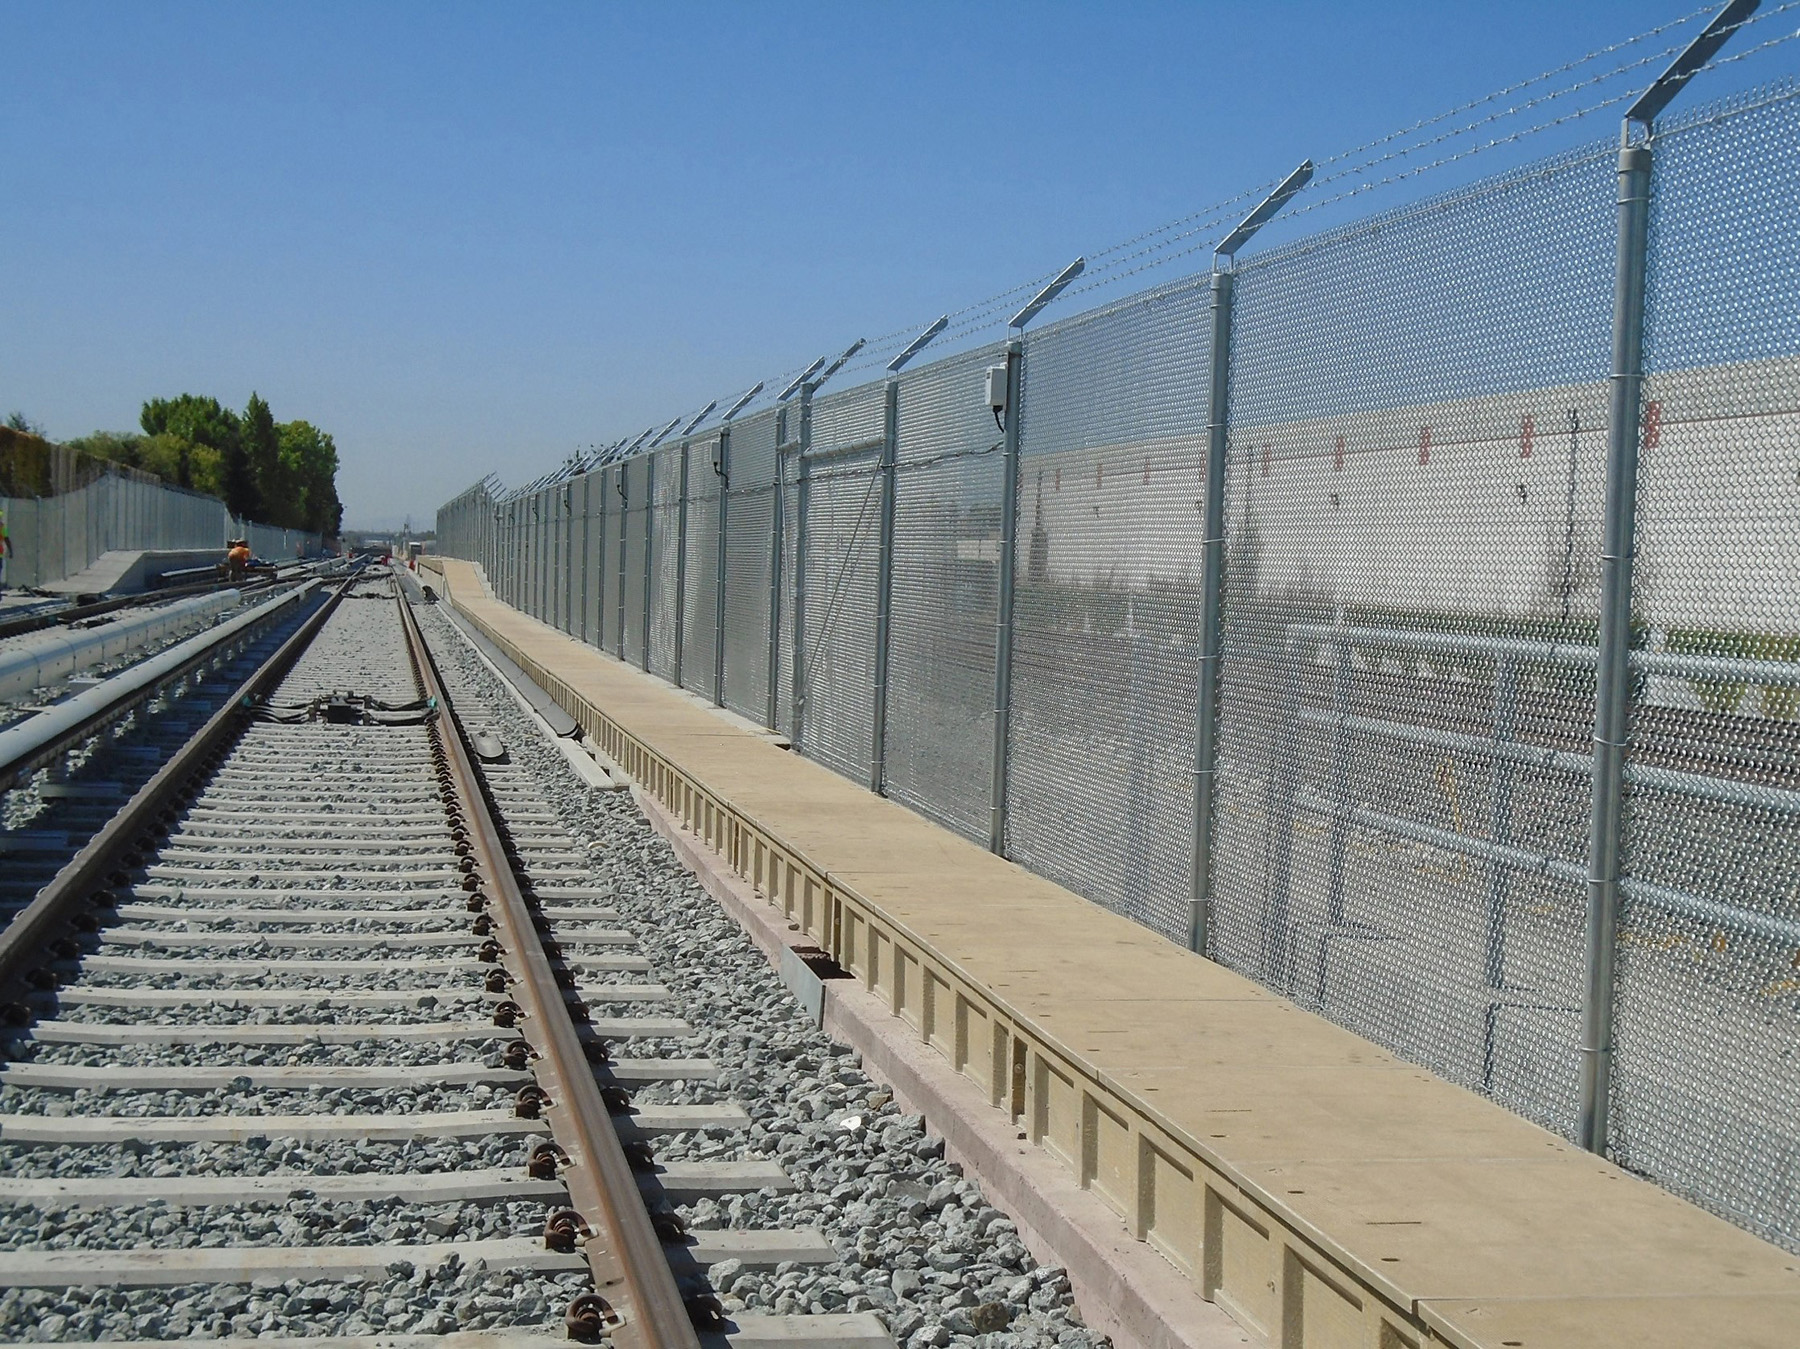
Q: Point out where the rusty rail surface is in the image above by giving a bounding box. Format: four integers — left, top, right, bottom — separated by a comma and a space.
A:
395, 588, 702, 1349
0, 574, 351, 1004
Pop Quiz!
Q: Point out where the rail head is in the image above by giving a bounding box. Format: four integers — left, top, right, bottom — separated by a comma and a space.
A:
0, 574, 356, 1007
393, 585, 703, 1349
0, 581, 323, 792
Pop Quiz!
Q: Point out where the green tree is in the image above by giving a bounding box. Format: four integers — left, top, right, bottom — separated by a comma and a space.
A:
71, 393, 340, 539
277, 419, 343, 535
241, 393, 287, 525
139, 394, 246, 501
65, 430, 147, 470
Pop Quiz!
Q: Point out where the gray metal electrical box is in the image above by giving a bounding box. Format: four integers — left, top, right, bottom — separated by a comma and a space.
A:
985, 364, 1008, 412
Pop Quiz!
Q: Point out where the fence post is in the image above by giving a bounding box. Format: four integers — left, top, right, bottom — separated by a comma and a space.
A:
767, 410, 788, 731
870, 378, 901, 794
789, 388, 814, 746
1579, 136, 1653, 1157
615, 469, 629, 657
1576, 0, 1760, 1152
1487, 654, 1519, 991
988, 339, 1024, 854
674, 442, 690, 683
642, 455, 656, 672
601, 475, 615, 648
1188, 160, 1315, 955
564, 481, 576, 633
713, 429, 731, 705
580, 475, 592, 644
1191, 269, 1236, 953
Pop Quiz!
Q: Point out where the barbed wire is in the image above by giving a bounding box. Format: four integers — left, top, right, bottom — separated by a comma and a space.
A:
1312, 2, 1715, 176
1314, 0, 1800, 194
507, 3, 1800, 483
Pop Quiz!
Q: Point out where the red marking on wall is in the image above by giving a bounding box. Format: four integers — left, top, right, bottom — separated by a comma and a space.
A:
1144, 459, 1152, 484
1261, 444, 1272, 477
1334, 436, 1345, 472
1643, 399, 1662, 449
1053, 467, 1061, 492
1419, 426, 1432, 465
1521, 415, 1534, 459
1095, 463, 1104, 489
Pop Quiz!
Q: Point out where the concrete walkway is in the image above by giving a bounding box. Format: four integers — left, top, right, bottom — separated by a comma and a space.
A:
423, 555, 1800, 1349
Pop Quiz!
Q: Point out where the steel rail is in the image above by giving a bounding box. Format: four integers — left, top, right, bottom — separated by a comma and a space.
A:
394, 588, 702, 1349
0, 574, 354, 1002
0, 581, 326, 792
0, 575, 271, 642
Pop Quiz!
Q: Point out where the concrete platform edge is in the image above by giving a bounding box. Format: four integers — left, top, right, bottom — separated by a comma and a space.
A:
633, 784, 1251, 1349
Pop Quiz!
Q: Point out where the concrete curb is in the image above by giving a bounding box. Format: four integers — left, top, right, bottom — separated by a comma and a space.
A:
632, 785, 1251, 1349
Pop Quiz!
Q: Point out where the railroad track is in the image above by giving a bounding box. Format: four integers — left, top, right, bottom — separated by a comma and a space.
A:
0, 572, 897, 1348
0, 581, 336, 907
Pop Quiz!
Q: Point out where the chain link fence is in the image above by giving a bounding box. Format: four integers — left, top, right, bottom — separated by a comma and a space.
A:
437, 77, 1800, 1254
3, 471, 325, 589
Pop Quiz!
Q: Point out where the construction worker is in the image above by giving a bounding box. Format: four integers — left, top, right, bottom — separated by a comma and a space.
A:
0, 506, 11, 594
225, 538, 251, 583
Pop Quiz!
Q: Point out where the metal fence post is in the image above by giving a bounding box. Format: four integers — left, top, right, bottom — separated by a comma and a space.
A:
642, 454, 656, 673
1188, 159, 1314, 956
1487, 654, 1520, 990
579, 475, 591, 644
1579, 136, 1653, 1157
594, 475, 608, 649
870, 378, 901, 794
767, 409, 788, 731
713, 429, 731, 706
1191, 268, 1236, 953
615, 469, 629, 658
565, 482, 577, 633
560, 485, 569, 629
789, 389, 814, 746
1575, 0, 1760, 1153
674, 442, 690, 683
988, 339, 1024, 854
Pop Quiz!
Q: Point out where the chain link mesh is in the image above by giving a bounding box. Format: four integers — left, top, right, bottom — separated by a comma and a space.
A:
580, 473, 600, 644
1212, 139, 1617, 1137
798, 386, 887, 781
621, 458, 647, 666
1008, 283, 1215, 940
553, 484, 569, 632
776, 410, 801, 738
723, 409, 780, 723
648, 445, 682, 680
438, 75, 1800, 1255
598, 466, 619, 655
1613, 81, 1800, 1251
682, 435, 722, 700
529, 488, 545, 621
886, 343, 1008, 843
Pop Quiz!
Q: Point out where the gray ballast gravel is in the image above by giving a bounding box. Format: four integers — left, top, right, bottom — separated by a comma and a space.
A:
0, 587, 603, 1342
418, 605, 1102, 1349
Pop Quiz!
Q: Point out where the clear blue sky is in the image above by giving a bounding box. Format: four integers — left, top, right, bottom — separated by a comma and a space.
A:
4, 1, 1792, 530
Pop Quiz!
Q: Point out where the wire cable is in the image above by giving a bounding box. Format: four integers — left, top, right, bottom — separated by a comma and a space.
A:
501, 3, 1800, 485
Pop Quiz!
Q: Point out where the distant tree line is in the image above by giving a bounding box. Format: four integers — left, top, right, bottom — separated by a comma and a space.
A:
62, 393, 342, 535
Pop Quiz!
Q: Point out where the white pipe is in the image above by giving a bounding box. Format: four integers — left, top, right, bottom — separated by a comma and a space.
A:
0, 591, 245, 703
0, 583, 315, 788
